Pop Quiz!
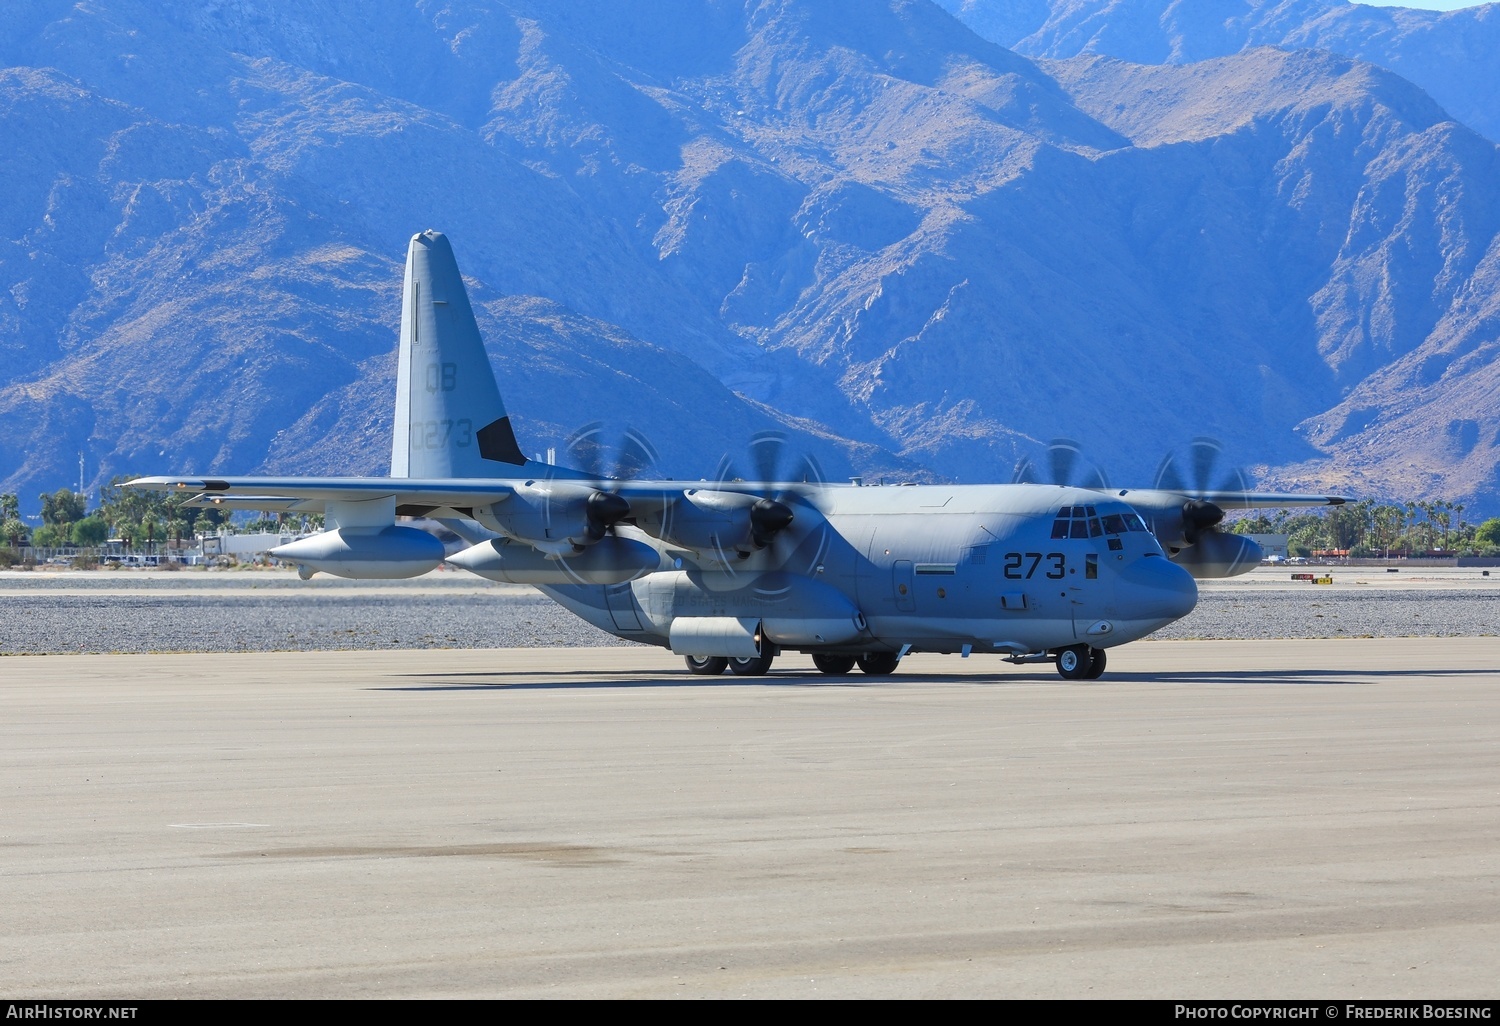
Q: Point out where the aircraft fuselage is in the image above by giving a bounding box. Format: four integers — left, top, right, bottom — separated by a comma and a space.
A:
541, 482, 1198, 661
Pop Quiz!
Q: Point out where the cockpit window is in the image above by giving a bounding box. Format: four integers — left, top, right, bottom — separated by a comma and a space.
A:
1052, 504, 1150, 538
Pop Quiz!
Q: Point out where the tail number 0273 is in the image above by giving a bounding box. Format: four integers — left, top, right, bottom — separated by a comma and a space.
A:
1003, 552, 1066, 580
410, 419, 473, 449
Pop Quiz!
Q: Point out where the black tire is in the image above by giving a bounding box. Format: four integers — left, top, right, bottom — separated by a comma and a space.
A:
1084, 647, 1107, 679
684, 655, 728, 676
1055, 644, 1094, 680
856, 652, 901, 676
812, 654, 856, 675
728, 653, 775, 676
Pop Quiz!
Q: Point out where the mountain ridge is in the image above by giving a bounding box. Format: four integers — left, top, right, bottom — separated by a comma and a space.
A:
1, 0, 1497, 515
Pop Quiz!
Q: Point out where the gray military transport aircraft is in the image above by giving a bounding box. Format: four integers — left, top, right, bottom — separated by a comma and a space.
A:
128, 230, 1350, 680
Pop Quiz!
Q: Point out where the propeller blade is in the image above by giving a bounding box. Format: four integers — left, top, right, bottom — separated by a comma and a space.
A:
1014, 439, 1109, 489
565, 421, 607, 479
749, 431, 785, 485
615, 427, 658, 480
1189, 437, 1222, 495
1048, 440, 1079, 488
1155, 437, 1251, 500
1154, 452, 1186, 493
713, 453, 741, 485
566, 421, 658, 482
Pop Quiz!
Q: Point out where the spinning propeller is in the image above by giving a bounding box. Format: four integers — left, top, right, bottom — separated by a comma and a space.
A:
1148, 436, 1251, 545
1012, 438, 1110, 490
485, 421, 660, 552
563, 421, 660, 541
712, 430, 824, 553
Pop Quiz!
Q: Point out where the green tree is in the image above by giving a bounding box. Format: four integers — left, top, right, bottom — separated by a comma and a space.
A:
31, 523, 70, 548
70, 516, 109, 547
0, 493, 18, 524
39, 488, 86, 526
1476, 518, 1500, 547
1, 517, 27, 549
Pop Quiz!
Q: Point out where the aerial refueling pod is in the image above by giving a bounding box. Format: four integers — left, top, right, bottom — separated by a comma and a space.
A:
1167, 532, 1263, 579
270, 525, 446, 580
445, 535, 659, 585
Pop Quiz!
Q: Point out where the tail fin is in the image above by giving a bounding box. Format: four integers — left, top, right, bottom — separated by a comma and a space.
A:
391, 230, 527, 478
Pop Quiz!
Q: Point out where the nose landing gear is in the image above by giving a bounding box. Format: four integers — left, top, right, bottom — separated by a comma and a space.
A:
1055, 644, 1107, 680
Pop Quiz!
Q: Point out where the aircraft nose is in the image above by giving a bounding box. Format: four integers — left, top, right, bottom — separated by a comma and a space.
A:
1117, 554, 1198, 624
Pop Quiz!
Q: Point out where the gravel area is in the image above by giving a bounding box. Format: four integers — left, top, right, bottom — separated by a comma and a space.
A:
0, 568, 1494, 655
0, 583, 627, 655
1157, 589, 1497, 641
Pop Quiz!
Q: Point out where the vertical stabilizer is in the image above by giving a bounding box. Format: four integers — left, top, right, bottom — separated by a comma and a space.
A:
391, 230, 527, 478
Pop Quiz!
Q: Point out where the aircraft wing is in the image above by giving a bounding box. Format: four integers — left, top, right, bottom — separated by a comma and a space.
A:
124, 474, 697, 513
1191, 491, 1351, 509
128, 475, 522, 509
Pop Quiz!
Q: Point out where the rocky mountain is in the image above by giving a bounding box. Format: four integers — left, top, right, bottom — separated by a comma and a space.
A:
937, 0, 1500, 142
1, 0, 1497, 516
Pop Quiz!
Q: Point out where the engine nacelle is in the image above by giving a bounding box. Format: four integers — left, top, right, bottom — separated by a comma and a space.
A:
271, 525, 445, 580
1168, 531, 1264, 579
636, 489, 791, 557
475, 481, 629, 554
446, 535, 660, 585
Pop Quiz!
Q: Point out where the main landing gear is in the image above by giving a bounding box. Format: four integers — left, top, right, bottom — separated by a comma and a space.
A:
810, 652, 901, 676
728, 653, 776, 676
1054, 644, 1107, 680
684, 651, 904, 677
812, 654, 856, 675
683, 653, 777, 676
684, 655, 729, 676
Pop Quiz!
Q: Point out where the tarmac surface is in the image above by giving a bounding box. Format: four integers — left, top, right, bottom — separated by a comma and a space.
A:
3, 637, 1498, 998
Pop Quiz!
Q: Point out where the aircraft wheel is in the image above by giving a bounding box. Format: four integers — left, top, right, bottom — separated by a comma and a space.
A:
684, 655, 728, 676
1055, 644, 1094, 680
856, 652, 900, 676
728, 653, 775, 676
812, 654, 856, 675
1084, 647, 1107, 679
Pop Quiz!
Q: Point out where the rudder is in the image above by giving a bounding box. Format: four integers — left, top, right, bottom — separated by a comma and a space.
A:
391, 230, 527, 478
